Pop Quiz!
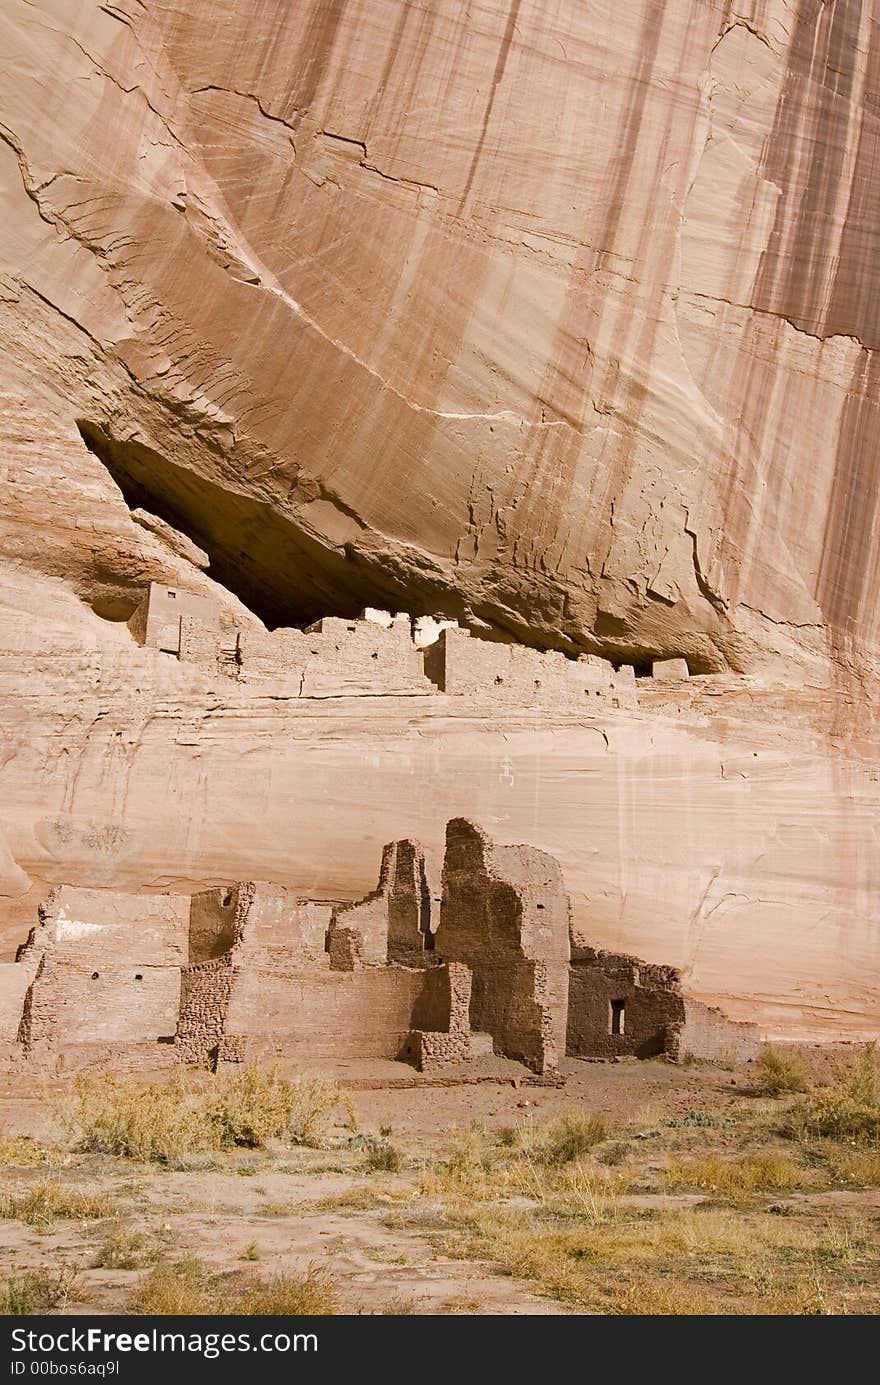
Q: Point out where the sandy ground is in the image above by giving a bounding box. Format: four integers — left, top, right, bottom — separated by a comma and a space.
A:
1, 1052, 878, 1315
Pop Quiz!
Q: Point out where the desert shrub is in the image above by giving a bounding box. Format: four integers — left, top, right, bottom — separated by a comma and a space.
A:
92, 1227, 160, 1270
1, 1265, 80, 1314
131, 1258, 336, 1315
237, 1268, 336, 1315
362, 1136, 403, 1173
283, 1073, 356, 1146
63, 1064, 355, 1162
212, 1064, 299, 1148
62, 1072, 210, 1162
788, 1044, 880, 1146
0, 1179, 114, 1228
537, 1110, 606, 1165
131, 1258, 212, 1315
824, 1146, 880, 1185
755, 1046, 810, 1096
0, 1136, 53, 1167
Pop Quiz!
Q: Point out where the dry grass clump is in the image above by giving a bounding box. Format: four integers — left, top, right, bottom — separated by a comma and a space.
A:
1, 1264, 80, 1315
92, 1226, 164, 1270
662, 1152, 824, 1199
535, 1110, 607, 1165
0, 1136, 54, 1168
823, 1146, 880, 1186
755, 1045, 811, 1095
62, 1064, 356, 1162
0, 1178, 115, 1228
419, 1112, 613, 1204
788, 1044, 880, 1146
131, 1257, 336, 1315
362, 1136, 404, 1173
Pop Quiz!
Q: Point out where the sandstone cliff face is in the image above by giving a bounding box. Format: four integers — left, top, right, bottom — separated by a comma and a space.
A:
5, 0, 880, 668
2, 1, 880, 1039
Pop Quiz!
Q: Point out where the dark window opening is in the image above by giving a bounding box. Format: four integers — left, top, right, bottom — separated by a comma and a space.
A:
610, 999, 626, 1036
134, 973, 143, 981
91, 972, 100, 981
536, 903, 545, 910
221, 890, 234, 908
494, 675, 504, 685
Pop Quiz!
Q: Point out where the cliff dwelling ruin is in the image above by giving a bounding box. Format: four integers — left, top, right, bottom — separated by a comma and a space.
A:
123, 579, 696, 704
0, 819, 758, 1077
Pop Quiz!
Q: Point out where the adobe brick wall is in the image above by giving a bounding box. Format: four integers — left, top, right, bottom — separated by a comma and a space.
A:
239, 882, 329, 965
434, 818, 570, 1072
237, 616, 432, 697
567, 944, 685, 1059
676, 998, 762, 1063
24, 960, 181, 1048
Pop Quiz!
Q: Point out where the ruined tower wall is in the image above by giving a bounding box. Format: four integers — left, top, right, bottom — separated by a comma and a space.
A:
435, 819, 570, 1072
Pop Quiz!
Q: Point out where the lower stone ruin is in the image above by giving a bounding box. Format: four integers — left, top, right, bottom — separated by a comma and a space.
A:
0, 820, 759, 1075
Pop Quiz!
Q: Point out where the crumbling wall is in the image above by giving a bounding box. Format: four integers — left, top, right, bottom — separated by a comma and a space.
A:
126, 584, 641, 709
434, 818, 570, 1072
405, 961, 472, 1070
566, 944, 685, 1059
188, 887, 241, 963
676, 998, 761, 1063
232, 615, 433, 696
177, 881, 332, 1065
17, 887, 188, 1055
0, 963, 32, 1042
328, 840, 434, 969
424, 627, 636, 708
238, 883, 329, 965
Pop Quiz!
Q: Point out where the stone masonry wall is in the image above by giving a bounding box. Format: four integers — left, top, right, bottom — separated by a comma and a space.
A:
567, 944, 685, 1058
405, 961, 473, 1070
434, 818, 570, 1072
176, 953, 236, 1067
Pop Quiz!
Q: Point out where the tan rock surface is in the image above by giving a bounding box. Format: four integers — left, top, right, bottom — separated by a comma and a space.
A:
1, 2, 880, 1041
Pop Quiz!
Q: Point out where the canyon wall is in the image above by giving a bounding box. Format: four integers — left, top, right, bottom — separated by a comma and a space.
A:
2, 1, 880, 1039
